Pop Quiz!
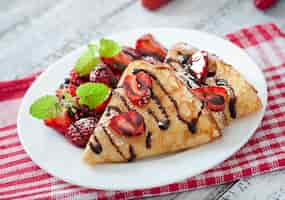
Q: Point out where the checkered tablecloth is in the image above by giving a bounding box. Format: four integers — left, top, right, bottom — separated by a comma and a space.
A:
0, 23, 285, 200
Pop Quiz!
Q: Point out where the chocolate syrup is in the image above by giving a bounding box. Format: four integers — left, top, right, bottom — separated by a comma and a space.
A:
207, 71, 216, 77
89, 136, 102, 154
106, 106, 122, 116
113, 91, 131, 111
147, 109, 170, 130
128, 145, 136, 162
102, 127, 127, 160
216, 79, 237, 118
146, 132, 152, 149
151, 94, 170, 130
133, 68, 202, 133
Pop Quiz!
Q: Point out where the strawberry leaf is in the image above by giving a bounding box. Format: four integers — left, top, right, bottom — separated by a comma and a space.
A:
99, 38, 121, 58
30, 95, 62, 119
76, 83, 110, 109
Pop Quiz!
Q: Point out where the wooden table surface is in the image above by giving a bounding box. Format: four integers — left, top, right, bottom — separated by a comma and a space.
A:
1, 0, 285, 199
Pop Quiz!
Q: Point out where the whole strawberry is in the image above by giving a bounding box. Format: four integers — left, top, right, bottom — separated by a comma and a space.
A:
254, 0, 278, 10
66, 117, 98, 148
141, 0, 171, 10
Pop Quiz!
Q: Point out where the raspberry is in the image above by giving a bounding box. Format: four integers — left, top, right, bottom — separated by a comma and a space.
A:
68, 84, 77, 97
66, 117, 98, 148
254, 0, 277, 10
89, 64, 118, 88
70, 69, 88, 86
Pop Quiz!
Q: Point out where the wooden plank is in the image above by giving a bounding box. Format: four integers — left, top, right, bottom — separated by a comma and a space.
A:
0, 0, 135, 80
217, 170, 285, 200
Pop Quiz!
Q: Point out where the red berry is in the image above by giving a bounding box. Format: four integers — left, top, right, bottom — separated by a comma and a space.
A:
66, 117, 98, 148
93, 92, 111, 114
136, 34, 167, 61
141, 0, 171, 10
109, 111, 145, 137
254, 0, 277, 10
122, 46, 142, 59
123, 72, 152, 107
191, 86, 228, 112
44, 112, 72, 135
190, 51, 208, 82
68, 84, 77, 97
89, 64, 118, 88
69, 69, 88, 86
101, 51, 133, 73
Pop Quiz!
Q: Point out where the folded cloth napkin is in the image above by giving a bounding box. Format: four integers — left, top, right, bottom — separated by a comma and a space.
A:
0, 23, 284, 200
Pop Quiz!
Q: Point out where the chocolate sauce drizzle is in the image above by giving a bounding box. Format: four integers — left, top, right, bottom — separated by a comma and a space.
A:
102, 126, 127, 160
113, 91, 131, 111
146, 132, 152, 149
148, 94, 170, 130
106, 106, 122, 116
89, 136, 102, 154
133, 68, 201, 133
216, 79, 237, 118
128, 145, 136, 162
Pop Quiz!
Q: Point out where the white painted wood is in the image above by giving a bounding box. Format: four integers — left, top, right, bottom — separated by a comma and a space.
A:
217, 170, 285, 200
0, 0, 284, 199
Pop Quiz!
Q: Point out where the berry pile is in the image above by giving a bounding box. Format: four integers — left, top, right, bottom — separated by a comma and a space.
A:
31, 34, 168, 148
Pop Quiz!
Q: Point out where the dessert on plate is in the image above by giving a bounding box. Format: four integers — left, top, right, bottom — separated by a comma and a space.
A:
29, 33, 262, 166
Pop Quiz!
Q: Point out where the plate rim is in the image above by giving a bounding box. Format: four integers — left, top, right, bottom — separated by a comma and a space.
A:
17, 27, 268, 190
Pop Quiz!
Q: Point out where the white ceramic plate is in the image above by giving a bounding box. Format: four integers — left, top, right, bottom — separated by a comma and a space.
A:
17, 28, 267, 190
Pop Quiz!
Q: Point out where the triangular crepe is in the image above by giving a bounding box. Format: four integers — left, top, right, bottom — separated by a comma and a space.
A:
165, 43, 262, 124
83, 61, 222, 165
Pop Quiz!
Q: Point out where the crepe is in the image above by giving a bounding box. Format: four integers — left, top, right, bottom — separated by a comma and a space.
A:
165, 43, 262, 124
83, 43, 262, 165
83, 61, 222, 165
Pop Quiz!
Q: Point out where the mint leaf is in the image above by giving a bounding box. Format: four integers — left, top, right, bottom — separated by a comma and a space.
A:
74, 44, 100, 76
88, 44, 99, 57
29, 95, 61, 119
76, 83, 110, 109
99, 38, 121, 58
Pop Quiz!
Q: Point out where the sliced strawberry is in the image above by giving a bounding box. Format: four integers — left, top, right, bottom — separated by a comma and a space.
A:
141, 0, 171, 10
101, 51, 133, 73
109, 111, 145, 137
44, 112, 72, 135
190, 51, 208, 82
135, 34, 167, 61
123, 72, 152, 106
206, 95, 226, 111
122, 46, 142, 59
191, 86, 228, 112
136, 71, 152, 88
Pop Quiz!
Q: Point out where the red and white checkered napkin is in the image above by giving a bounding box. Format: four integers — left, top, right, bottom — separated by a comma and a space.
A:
0, 23, 284, 200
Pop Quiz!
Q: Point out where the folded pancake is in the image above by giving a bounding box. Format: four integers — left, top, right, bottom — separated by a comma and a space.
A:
83, 61, 221, 165
165, 43, 262, 124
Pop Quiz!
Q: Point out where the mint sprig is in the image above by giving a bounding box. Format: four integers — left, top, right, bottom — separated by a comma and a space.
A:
74, 44, 100, 77
74, 38, 121, 77
76, 83, 110, 109
99, 38, 121, 58
29, 95, 62, 119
